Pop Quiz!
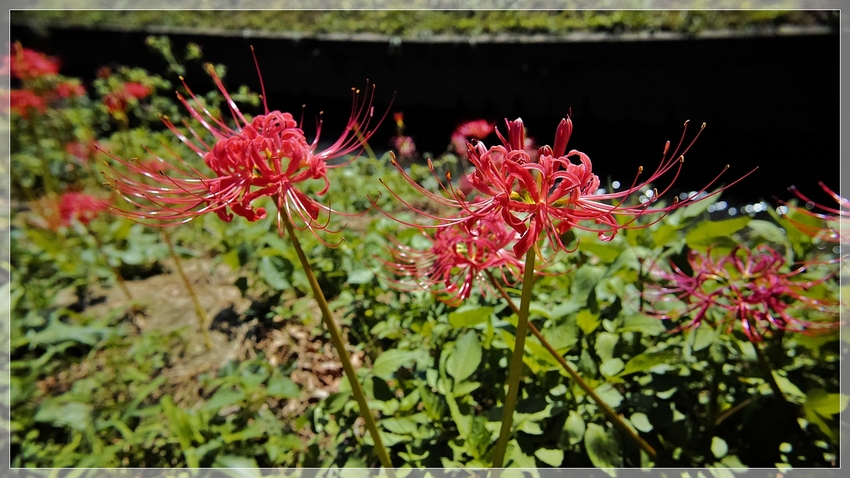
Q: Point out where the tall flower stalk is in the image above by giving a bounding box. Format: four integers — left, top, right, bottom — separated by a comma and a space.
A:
161, 228, 213, 351
381, 213, 657, 461
102, 49, 392, 467
485, 270, 657, 460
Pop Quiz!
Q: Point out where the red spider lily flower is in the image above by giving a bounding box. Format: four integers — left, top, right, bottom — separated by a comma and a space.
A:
390, 111, 418, 161
380, 116, 755, 258
380, 216, 525, 306
9, 89, 47, 118
59, 192, 109, 227
103, 81, 152, 115
10, 44, 60, 80
646, 245, 839, 343
390, 135, 418, 161
451, 119, 495, 155
53, 79, 86, 99
66, 139, 100, 163
28, 193, 109, 232
779, 182, 848, 244
102, 54, 385, 243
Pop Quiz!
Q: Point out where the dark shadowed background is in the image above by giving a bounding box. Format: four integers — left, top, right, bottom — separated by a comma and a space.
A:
11, 14, 839, 209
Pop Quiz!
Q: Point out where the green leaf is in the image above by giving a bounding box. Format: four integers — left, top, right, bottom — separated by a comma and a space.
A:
346, 268, 374, 284
26, 316, 114, 346
620, 314, 666, 336
711, 436, 729, 459
201, 387, 245, 412
579, 240, 621, 263
259, 256, 291, 290
772, 373, 806, 403
600, 358, 625, 377
690, 324, 716, 352
593, 383, 623, 408
452, 381, 481, 396
266, 376, 300, 399
571, 264, 606, 302
541, 320, 579, 352
381, 416, 419, 435
747, 219, 788, 244
685, 216, 750, 250
466, 416, 491, 459
618, 350, 679, 377
652, 224, 681, 249
372, 349, 422, 380
448, 306, 494, 328
446, 330, 482, 383
680, 195, 716, 219
805, 388, 849, 416
630, 412, 653, 433
577, 309, 600, 335
34, 400, 92, 431
563, 410, 586, 445
535, 448, 564, 467
584, 423, 622, 473
595, 332, 619, 361
212, 455, 262, 478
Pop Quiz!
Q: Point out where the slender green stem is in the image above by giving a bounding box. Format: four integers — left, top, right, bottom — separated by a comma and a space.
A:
352, 122, 378, 161
492, 248, 536, 468
753, 340, 786, 402
714, 397, 753, 427
280, 214, 392, 468
28, 117, 57, 195
84, 224, 132, 301
486, 270, 657, 461
162, 229, 213, 351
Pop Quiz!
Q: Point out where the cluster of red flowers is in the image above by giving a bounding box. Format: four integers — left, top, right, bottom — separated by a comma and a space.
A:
9, 90, 47, 118
646, 245, 839, 343
103, 82, 152, 116
10, 43, 60, 80
381, 216, 525, 306
6, 44, 86, 119
104, 60, 384, 242
29, 192, 108, 232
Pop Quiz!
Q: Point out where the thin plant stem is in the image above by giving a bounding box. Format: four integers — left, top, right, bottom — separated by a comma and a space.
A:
352, 122, 378, 161
28, 117, 57, 195
753, 340, 786, 402
714, 397, 753, 427
492, 248, 536, 468
84, 224, 132, 301
486, 270, 658, 461
280, 213, 392, 469
161, 228, 213, 351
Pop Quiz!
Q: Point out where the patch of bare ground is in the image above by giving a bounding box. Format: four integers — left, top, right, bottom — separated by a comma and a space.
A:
50, 255, 365, 445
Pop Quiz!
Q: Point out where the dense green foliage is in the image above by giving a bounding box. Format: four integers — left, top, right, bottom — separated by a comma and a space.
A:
12, 10, 838, 38
6, 35, 844, 471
